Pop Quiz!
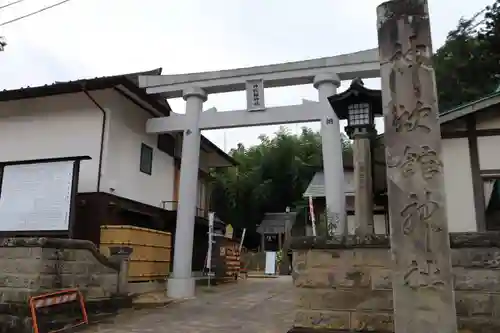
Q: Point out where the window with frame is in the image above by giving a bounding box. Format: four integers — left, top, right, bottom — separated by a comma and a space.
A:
140, 143, 153, 175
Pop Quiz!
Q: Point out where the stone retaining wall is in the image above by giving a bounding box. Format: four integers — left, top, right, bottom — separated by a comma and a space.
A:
0, 237, 123, 332
290, 233, 500, 333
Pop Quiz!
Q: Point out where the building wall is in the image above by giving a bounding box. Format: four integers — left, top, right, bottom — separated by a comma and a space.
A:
442, 137, 477, 232
312, 198, 387, 236
197, 177, 210, 217
476, 109, 500, 169
0, 92, 106, 193
101, 92, 175, 209
173, 164, 180, 202
439, 109, 500, 232
308, 135, 487, 233
199, 149, 210, 173
174, 135, 221, 174
0, 87, 231, 247
476, 115, 500, 130
171, 162, 213, 216
0, 90, 178, 209
346, 215, 386, 235
477, 136, 500, 170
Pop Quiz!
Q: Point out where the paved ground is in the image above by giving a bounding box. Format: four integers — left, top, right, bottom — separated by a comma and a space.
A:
86, 276, 295, 333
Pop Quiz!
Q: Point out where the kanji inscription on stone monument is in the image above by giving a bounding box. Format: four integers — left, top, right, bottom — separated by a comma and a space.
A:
400, 190, 441, 235
387, 145, 443, 179
377, 1, 458, 332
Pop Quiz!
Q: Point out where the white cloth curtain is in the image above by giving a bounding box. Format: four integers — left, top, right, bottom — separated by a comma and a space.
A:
484, 180, 496, 209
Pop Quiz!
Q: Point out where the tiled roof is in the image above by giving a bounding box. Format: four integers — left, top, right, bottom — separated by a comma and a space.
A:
256, 212, 298, 234
302, 171, 355, 198
0, 68, 171, 116
439, 88, 500, 124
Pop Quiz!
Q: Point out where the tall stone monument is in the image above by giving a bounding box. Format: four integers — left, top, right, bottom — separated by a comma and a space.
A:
377, 0, 457, 332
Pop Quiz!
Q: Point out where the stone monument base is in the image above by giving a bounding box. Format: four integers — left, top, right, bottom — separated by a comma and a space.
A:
288, 233, 500, 332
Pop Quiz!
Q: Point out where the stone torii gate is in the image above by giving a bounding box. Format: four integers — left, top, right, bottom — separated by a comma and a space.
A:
139, 49, 380, 299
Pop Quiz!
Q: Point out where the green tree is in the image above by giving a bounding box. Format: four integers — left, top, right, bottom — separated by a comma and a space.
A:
210, 126, 351, 248
435, 1, 500, 110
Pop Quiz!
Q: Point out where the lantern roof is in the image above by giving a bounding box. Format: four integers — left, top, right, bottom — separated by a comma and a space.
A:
327, 78, 383, 120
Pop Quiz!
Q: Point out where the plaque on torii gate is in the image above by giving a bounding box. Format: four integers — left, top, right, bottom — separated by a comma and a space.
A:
138, 49, 380, 299
246, 79, 265, 111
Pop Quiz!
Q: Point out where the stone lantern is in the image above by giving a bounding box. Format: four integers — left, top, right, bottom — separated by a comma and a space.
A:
327, 78, 382, 235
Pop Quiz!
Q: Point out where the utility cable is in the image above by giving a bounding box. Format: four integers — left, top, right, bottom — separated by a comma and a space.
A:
0, 0, 26, 11
0, 0, 72, 27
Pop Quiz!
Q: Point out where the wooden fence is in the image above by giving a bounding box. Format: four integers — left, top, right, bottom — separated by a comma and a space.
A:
100, 225, 172, 282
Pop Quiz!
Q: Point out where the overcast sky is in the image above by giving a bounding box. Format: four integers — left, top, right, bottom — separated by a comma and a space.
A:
0, 0, 492, 151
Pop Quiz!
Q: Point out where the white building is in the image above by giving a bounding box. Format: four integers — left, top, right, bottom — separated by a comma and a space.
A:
0, 69, 236, 246
440, 88, 500, 232
305, 88, 500, 234
303, 151, 388, 235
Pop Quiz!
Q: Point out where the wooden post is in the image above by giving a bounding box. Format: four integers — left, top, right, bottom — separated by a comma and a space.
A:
377, 1, 457, 332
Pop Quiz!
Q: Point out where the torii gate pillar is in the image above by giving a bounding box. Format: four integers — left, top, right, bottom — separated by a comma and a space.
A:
314, 73, 346, 236
167, 87, 206, 299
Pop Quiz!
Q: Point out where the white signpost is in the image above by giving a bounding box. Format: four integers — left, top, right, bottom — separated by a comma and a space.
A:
139, 48, 380, 299
308, 196, 317, 236
207, 212, 215, 287
265, 251, 277, 275
238, 228, 247, 253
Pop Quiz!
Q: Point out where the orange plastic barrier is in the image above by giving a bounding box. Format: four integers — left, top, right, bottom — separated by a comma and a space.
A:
29, 288, 88, 333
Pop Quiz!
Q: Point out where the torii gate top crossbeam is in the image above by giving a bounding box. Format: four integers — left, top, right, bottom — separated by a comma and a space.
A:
138, 48, 380, 98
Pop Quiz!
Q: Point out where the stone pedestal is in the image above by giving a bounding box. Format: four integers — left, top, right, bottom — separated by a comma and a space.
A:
287, 233, 500, 333
108, 246, 133, 295
352, 128, 375, 236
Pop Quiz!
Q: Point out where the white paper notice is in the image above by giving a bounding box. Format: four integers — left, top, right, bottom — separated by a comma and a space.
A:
0, 160, 74, 232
